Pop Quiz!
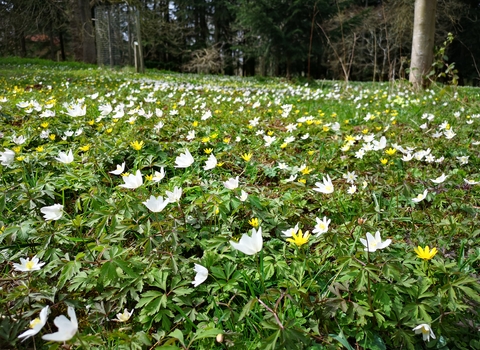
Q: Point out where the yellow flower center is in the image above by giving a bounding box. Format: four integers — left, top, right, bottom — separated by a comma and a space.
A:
25, 261, 35, 270
30, 317, 41, 328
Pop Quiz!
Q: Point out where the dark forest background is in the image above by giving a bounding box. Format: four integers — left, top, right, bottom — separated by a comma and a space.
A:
1, 0, 480, 85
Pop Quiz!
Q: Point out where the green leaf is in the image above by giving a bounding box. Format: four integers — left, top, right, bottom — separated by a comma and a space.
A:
168, 329, 185, 347
329, 333, 355, 350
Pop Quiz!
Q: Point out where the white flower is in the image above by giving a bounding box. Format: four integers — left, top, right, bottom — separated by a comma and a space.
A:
166, 186, 182, 202
457, 156, 469, 165
230, 227, 263, 255
54, 150, 74, 164
347, 185, 357, 194
223, 176, 239, 190
444, 129, 456, 139
13, 255, 46, 272
119, 170, 143, 189
114, 308, 134, 322
360, 231, 392, 252
64, 103, 86, 117
313, 175, 334, 194
237, 190, 248, 202
372, 136, 386, 150
343, 171, 357, 184
431, 173, 447, 184
186, 130, 195, 140
152, 167, 166, 182
12, 135, 26, 145
312, 216, 331, 236
143, 195, 169, 212
204, 154, 217, 170
192, 264, 208, 287
18, 306, 49, 341
464, 179, 480, 185
42, 306, 78, 342
175, 149, 194, 168
402, 153, 413, 162
40, 204, 64, 221
412, 189, 428, 203
0, 149, 15, 166
282, 223, 299, 237
413, 324, 436, 342
109, 162, 125, 175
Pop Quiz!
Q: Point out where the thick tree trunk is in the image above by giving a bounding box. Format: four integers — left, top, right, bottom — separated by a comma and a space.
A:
409, 0, 437, 89
70, 0, 96, 64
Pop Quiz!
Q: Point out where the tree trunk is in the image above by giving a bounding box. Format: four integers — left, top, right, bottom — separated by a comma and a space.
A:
409, 0, 437, 89
70, 0, 96, 64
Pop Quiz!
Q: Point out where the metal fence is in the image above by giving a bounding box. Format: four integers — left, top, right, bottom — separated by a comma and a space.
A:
95, 3, 143, 71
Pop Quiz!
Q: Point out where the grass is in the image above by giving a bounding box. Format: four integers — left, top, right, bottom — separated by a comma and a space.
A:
0, 58, 480, 350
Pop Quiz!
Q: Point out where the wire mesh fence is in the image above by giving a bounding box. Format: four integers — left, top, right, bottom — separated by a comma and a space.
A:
95, 3, 143, 71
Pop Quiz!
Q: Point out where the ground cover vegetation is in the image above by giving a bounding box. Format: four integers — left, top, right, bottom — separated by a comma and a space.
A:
1, 59, 480, 349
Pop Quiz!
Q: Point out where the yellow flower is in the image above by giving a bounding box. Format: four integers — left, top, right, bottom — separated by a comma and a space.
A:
301, 166, 312, 175
210, 133, 218, 139
286, 230, 310, 247
223, 137, 230, 144
380, 158, 388, 165
362, 128, 369, 134
385, 148, 396, 156
298, 178, 306, 184
12, 146, 21, 153
247, 125, 253, 129
41, 122, 49, 128
307, 150, 315, 156
306, 120, 313, 125
106, 128, 113, 133
267, 131, 274, 136
130, 140, 144, 150
217, 162, 224, 167
36, 146, 44, 152
248, 218, 259, 228
16, 156, 25, 161
344, 119, 350, 124
280, 143, 288, 149
204, 148, 213, 154
87, 119, 95, 126
241, 152, 253, 162
323, 125, 330, 132
79, 145, 90, 152
345, 135, 355, 142
414, 246, 438, 260
145, 174, 153, 181
202, 137, 210, 143
193, 121, 198, 127
49, 134, 56, 141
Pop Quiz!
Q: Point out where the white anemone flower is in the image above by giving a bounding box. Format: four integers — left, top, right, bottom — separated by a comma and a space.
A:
412, 189, 428, 203
119, 170, 143, 189
152, 167, 166, 182
413, 324, 436, 342
42, 306, 78, 342
142, 195, 169, 213
203, 153, 217, 170
166, 186, 182, 203
281, 223, 299, 237
40, 204, 64, 221
192, 264, 209, 287
313, 175, 334, 194
312, 216, 331, 236
113, 308, 134, 322
230, 227, 263, 255
360, 231, 392, 252
223, 176, 239, 190
54, 150, 74, 164
431, 173, 447, 184
109, 162, 125, 175
237, 190, 248, 202
175, 149, 194, 168
18, 306, 49, 341
13, 255, 46, 272
0, 148, 15, 166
